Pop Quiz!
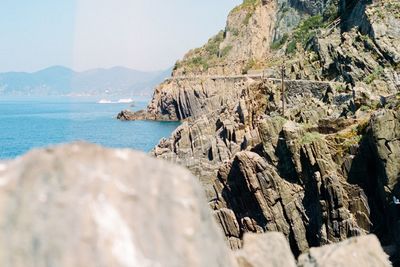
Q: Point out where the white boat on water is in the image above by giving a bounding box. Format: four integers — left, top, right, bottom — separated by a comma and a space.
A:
117, 98, 134, 103
97, 98, 134, 104
97, 99, 113, 104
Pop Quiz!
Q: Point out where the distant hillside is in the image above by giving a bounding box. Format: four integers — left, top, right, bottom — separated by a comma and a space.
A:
0, 66, 172, 97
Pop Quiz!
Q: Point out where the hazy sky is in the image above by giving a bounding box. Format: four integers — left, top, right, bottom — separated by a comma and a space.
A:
0, 0, 241, 73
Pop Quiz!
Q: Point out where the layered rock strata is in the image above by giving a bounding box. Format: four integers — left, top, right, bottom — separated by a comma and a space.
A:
152, 78, 394, 254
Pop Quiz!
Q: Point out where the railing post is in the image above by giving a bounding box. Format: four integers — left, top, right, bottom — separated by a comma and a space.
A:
281, 63, 286, 117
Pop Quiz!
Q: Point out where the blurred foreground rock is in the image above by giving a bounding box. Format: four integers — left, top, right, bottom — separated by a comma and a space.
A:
234, 232, 390, 267
0, 143, 236, 267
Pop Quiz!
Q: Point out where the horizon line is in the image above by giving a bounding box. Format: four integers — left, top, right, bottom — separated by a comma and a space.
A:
1, 64, 174, 75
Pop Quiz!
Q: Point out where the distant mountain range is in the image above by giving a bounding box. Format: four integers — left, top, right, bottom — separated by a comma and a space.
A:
0, 66, 172, 97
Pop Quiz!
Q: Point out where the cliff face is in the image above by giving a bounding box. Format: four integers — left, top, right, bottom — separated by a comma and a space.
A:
118, 0, 400, 263
173, 0, 276, 76
149, 81, 400, 261
118, 0, 399, 122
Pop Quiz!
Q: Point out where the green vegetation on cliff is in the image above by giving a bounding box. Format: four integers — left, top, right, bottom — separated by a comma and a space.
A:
270, 14, 326, 54
231, 0, 261, 26
174, 31, 227, 73
364, 66, 384, 84
287, 15, 324, 54
271, 34, 289, 50
231, 0, 261, 14
300, 131, 323, 145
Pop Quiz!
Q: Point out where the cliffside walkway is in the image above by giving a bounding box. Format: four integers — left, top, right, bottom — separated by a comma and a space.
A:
165, 73, 345, 87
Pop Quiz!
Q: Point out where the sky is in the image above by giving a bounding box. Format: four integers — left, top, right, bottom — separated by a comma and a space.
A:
0, 0, 242, 73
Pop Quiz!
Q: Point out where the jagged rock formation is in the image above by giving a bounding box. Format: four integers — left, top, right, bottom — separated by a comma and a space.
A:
0, 143, 391, 267
117, 0, 400, 263
150, 75, 394, 253
119, 77, 256, 121
278, 0, 400, 92
118, 75, 341, 121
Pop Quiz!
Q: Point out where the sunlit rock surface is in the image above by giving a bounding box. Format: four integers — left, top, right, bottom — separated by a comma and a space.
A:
298, 235, 391, 267
234, 232, 297, 267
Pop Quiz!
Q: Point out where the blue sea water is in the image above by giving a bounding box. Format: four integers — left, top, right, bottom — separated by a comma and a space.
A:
0, 97, 179, 159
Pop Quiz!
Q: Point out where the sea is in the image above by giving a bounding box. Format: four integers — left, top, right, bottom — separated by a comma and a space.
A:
0, 97, 180, 159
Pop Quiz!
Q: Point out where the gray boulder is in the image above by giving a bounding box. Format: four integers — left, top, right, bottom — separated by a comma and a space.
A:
0, 143, 237, 267
234, 232, 297, 267
297, 235, 391, 267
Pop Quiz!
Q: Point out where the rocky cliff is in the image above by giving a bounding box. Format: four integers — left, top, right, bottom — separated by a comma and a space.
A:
118, 0, 400, 264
